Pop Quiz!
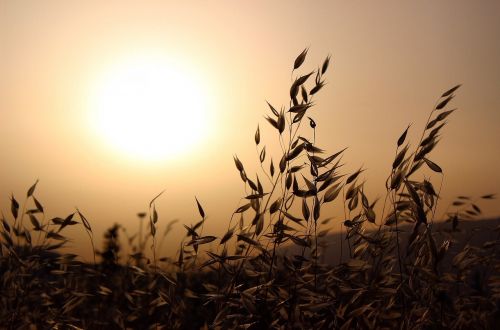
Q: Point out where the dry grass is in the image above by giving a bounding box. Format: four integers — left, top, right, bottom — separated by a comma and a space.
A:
1, 49, 499, 329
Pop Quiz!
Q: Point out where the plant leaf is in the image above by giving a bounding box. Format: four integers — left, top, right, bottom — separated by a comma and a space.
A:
233, 155, 244, 172
220, 228, 234, 245
324, 184, 342, 203
187, 236, 216, 246
266, 101, 279, 117
34, 197, 44, 213
302, 198, 310, 221
436, 95, 453, 110
441, 84, 461, 97
76, 208, 92, 232
235, 203, 251, 213
195, 197, 205, 218
423, 158, 442, 173
29, 214, 42, 230
346, 167, 364, 185
397, 125, 410, 147
10, 195, 19, 220
237, 234, 262, 249
293, 47, 308, 70
27, 179, 39, 197
321, 55, 331, 74
392, 145, 408, 169
313, 196, 320, 221
269, 198, 282, 214
259, 147, 266, 163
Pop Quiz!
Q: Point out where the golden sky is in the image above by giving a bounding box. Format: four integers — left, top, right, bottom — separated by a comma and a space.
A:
1, 1, 499, 260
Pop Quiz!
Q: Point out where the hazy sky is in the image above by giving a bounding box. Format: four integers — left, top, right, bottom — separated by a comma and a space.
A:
1, 1, 499, 259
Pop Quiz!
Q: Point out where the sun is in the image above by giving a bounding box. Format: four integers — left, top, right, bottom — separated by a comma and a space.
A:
88, 54, 210, 162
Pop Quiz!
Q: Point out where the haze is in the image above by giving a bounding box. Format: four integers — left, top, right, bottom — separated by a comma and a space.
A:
1, 1, 499, 260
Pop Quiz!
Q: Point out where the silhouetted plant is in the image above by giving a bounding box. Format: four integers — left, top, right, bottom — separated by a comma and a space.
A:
99, 223, 121, 269
0, 48, 498, 329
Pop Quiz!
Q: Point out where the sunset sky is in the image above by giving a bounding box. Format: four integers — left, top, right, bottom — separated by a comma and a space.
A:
1, 1, 499, 259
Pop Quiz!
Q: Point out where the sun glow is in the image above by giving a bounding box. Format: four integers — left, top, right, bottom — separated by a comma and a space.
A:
89, 54, 210, 162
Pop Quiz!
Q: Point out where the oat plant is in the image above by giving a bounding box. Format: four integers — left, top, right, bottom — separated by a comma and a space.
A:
1, 48, 498, 329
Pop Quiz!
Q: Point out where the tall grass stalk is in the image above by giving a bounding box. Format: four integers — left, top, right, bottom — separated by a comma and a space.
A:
0, 49, 498, 329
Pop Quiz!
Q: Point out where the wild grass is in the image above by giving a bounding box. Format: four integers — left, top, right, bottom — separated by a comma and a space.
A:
1, 49, 499, 329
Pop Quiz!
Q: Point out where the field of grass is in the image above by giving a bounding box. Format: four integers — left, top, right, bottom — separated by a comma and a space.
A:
1, 49, 499, 329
